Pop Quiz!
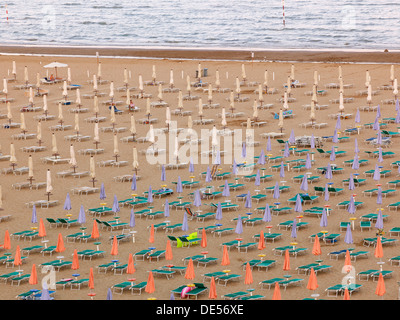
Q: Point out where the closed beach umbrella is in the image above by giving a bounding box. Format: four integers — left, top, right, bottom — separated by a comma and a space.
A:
375, 208, 384, 229
306, 268, 318, 291
72, 249, 79, 270
31, 204, 37, 223
28, 264, 38, 285
78, 204, 86, 224
373, 164, 381, 181
244, 262, 253, 285
279, 161, 285, 178
89, 268, 95, 290
185, 259, 195, 280
91, 220, 100, 239
28, 155, 34, 179
222, 180, 230, 197
164, 199, 170, 217
9, 143, 16, 165
266, 136, 272, 152
145, 272, 155, 294
63, 192, 72, 211
377, 186, 383, 205
51, 133, 58, 156
149, 225, 154, 243
39, 218, 46, 238
258, 231, 266, 250
3, 230, 11, 250
257, 149, 265, 165
339, 91, 344, 114
201, 227, 207, 248
182, 211, 188, 231
348, 173, 355, 190
325, 164, 333, 180
244, 191, 252, 208
320, 207, 328, 227
221, 245, 230, 266
375, 273, 386, 298
235, 215, 243, 234
347, 196, 356, 214
55, 233, 65, 253
278, 109, 284, 132
294, 194, 302, 213
344, 224, 353, 244
300, 175, 308, 192
283, 249, 290, 273
263, 204, 271, 222
165, 241, 173, 261
291, 218, 297, 238
289, 129, 295, 144
329, 146, 336, 161
147, 186, 153, 203
312, 235, 321, 256
305, 153, 312, 169
13, 245, 22, 266
46, 169, 53, 194
375, 236, 384, 259
216, 202, 223, 220
129, 208, 135, 227
193, 190, 201, 207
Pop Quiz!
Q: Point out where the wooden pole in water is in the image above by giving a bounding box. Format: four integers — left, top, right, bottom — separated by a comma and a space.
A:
282, 0, 285, 27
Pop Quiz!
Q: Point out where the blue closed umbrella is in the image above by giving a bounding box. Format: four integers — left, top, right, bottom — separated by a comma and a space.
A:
378, 147, 383, 163
324, 183, 330, 201
376, 104, 381, 118
310, 134, 315, 149
222, 180, 230, 197
182, 211, 189, 231
375, 208, 384, 229
189, 157, 195, 173
161, 164, 166, 181
255, 169, 261, 186
129, 208, 135, 227
332, 129, 339, 143
147, 186, 154, 203
257, 149, 265, 165
283, 142, 290, 158
273, 181, 280, 199
373, 164, 381, 181
294, 194, 302, 213
241, 142, 246, 158
232, 159, 238, 175
63, 192, 72, 211
164, 199, 170, 217
354, 138, 360, 154
344, 224, 353, 244
355, 108, 361, 124
376, 186, 383, 205
300, 174, 308, 192
106, 288, 113, 300
352, 153, 359, 170
329, 146, 336, 161
263, 204, 271, 222
244, 191, 252, 208
348, 174, 355, 190
373, 115, 380, 130
214, 150, 221, 165
31, 204, 37, 224
40, 284, 51, 300
291, 218, 297, 239
112, 195, 120, 213
305, 153, 312, 169
131, 174, 137, 191
215, 202, 223, 220
100, 183, 106, 200
205, 166, 212, 182
78, 204, 86, 224
325, 164, 333, 180
320, 207, 328, 227
193, 190, 202, 207
235, 215, 243, 234
289, 129, 295, 144
266, 136, 272, 151
335, 115, 341, 130
347, 196, 356, 214
176, 176, 183, 193
279, 161, 285, 178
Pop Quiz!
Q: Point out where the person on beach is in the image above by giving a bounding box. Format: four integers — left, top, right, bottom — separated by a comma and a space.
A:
49, 74, 55, 81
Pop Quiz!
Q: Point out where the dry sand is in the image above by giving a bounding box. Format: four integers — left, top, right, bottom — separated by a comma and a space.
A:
0, 51, 399, 301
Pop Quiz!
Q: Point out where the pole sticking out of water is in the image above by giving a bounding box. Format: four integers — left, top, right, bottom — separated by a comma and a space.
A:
282, 0, 285, 27
5, 4, 8, 22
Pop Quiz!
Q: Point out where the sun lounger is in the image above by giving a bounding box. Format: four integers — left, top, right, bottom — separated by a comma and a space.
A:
326, 284, 362, 297
222, 291, 250, 300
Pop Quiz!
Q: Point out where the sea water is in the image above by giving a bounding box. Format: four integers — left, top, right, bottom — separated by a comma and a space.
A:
0, 0, 399, 50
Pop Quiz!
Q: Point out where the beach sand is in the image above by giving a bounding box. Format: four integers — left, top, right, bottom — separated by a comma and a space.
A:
0, 51, 399, 301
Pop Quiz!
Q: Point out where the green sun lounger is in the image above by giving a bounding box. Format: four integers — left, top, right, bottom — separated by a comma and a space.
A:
112, 281, 133, 294
222, 291, 250, 300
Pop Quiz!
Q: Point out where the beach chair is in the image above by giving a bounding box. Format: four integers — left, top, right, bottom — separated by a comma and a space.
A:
325, 284, 362, 297
10, 274, 31, 286
259, 278, 285, 289
56, 278, 74, 290
237, 242, 257, 253
129, 282, 148, 295
164, 223, 183, 233
21, 245, 44, 256
360, 220, 372, 232
112, 281, 132, 294
388, 202, 400, 211
70, 278, 89, 290
151, 269, 175, 280
184, 283, 208, 299
349, 251, 369, 262
255, 260, 277, 272
273, 246, 308, 258
196, 257, 219, 267
201, 271, 226, 282
222, 291, 250, 300
211, 227, 234, 237
217, 274, 242, 286
278, 278, 304, 290
0, 271, 20, 283
133, 249, 151, 261
389, 227, 400, 237
57, 218, 79, 228
97, 262, 117, 274
327, 248, 354, 260
41, 246, 57, 256
148, 250, 166, 262
113, 264, 128, 275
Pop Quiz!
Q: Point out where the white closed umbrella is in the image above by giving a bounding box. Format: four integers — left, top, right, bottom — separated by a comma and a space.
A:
9, 143, 17, 165
165, 106, 171, 129
46, 169, 53, 195
74, 113, 80, 133
229, 90, 235, 112
263, 70, 269, 92
97, 62, 102, 80
258, 84, 264, 103
29, 87, 34, 105
145, 98, 151, 118
132, 147, 139, 173
338, 66, 342, 80
290, 64, 295, 81
67, 68, 71, 84
278, 109, 284, 132
124, 68, 128, 87
173, 135, 179, 162
51, 133, 58, 156
76, 88, 81, 106
148, 125, 155, 145
365, 70, 370, 88
93, 74, 98, 91
187, 115, 193, 136
20, 112, 26, 133
12, 61, 16, 80
241, 64, 247, 81
24, 66, 29, 85
90, 156, 96, 179
178, 90, 184, 110
314, 70, 318, 88
138, 74, 144, 93
69, 144, 77, 169
110, 103, 116, 125
286, 76, 292, 96
207, 84, 213, 104
37, 121, 42, 145
310, 99, 316, 124
113, 134, 119, 156
339, 77, 344, 93
367, 84, 372, 104
253, 100, 258, 120
393, 79, 398, 98
126, 88, 131, 106
130, 115, 136, 136
6, 102, 12, 122
186, 75, 191, 96
235, 77, 241, 97
94, 122, 100, 148
157, 83, 163, 101
211, 125, 218, 148
390, 65, 395, 85
93, 95, 99, 116
62, 81, 68, 99
215, 69, 221, 89
169, 69, 174, 88
36, 73, 41, 91
42, 94, 48, 115
28, 155, 34, 179
197, 63, 202, 80
152, 65, 157, 82
221, 107, 227, 128
339, 91, 345, 114
109, 81, 114, 99
312, 84, 318, 104
283, 91, 289, 110
58, 103, 64, 124
198, 98, 203, 120
3, 78, 8, 96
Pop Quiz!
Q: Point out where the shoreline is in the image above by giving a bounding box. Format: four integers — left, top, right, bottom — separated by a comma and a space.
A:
1, 45, 400, 63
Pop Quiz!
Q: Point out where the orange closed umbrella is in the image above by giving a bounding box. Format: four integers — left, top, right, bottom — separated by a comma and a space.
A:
201, 227, 207, 248
185, 258, 195, 280
127, 253, 136, 274
13, 245, 22, 266
374, 236, 383, 259
29, 264, 38, 285
3, 230, 11, 250
110, 236, 118, 255
149, 224, 154, 243
343, 287, 350, 300
72, 249, 79, 270
306, 268, 318, 291
145, 271, 155, 293
283, 249, 290, 272
344, 250, 352, 272
88, 267, 94, 289
272, 282, 281, 300
257, 231, 265, 250
375, 272, 386, 297
91, 220, 100, 239
38, 218, 46, 238
312, 235, 321, 256
165, 240, 173, 260
244, 262, 253, 285
209, 276, 217, 299
221, 245, 230, 266
55, 233, 65, 252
